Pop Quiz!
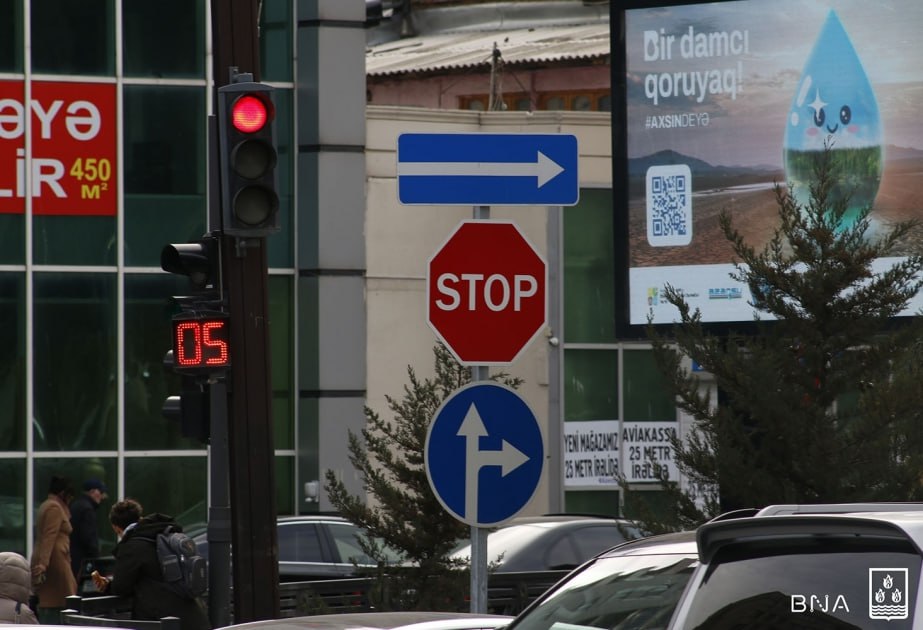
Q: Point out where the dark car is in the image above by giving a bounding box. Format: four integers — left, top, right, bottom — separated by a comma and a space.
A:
667, 503, 923, 629
502, 530, 698, 630
450, 515, 643, 572
195, 515, 403, 581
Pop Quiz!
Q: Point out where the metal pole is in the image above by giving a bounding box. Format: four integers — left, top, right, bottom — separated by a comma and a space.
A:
207, 380, 231, 628
470, 205, 490, 614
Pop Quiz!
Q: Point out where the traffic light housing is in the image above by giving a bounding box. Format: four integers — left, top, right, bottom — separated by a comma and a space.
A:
217, 82, 279, 237
161, 236, 220, 294
162, 351, 211, 444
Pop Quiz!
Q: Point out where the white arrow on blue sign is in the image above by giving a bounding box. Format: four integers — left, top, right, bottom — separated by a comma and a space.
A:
397, 133, 579, 206
425, 382, 544, 527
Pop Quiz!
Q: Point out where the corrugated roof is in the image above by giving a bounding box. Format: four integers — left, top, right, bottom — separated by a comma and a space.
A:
366, 23, 609, 77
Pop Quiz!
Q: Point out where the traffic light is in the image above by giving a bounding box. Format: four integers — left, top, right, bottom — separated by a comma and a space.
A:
162, 350, 211, 444
217, 81, 279, 237
160, 233, 226, 445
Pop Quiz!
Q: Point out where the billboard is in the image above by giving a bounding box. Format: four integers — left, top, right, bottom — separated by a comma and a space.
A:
614, 0, 923, 330
0, 80, 117, 216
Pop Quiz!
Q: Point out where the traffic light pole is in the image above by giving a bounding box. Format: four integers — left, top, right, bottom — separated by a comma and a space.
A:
211, 0, 280, 622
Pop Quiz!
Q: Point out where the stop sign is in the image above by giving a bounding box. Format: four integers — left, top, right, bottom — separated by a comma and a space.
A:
428, 220, 547, 365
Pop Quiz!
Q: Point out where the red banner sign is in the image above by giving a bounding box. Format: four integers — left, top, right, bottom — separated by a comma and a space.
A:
0, 80, 117, 215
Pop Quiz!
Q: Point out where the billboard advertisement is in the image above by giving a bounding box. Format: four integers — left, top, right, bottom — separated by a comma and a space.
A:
616, 0, 923, 328
0, 80, 117, 216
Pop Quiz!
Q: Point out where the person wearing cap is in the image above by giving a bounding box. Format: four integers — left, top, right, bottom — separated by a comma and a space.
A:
69, 479, 108, 581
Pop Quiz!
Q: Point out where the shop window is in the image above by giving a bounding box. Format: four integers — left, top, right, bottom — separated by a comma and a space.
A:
261, 0, 293, 82
123, 0, 204, 78
564, 189, 615, 343
0, 273, 25, 452
123, 273, 202, 451
270, 275, 295, 450
123, 85, 206, 267
33, 272, 117, 451
125, 456, 207, 530
0, 460, 26, 556
32, 0, 114, 76
623, 349, 676, 421
0, 1, 23, 73
564, 350, 618, 421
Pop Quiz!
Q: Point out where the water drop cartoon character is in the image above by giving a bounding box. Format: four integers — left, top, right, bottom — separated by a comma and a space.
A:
783, 10, 882, 231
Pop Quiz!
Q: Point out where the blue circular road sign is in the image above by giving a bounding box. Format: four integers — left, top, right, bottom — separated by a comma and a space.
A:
425, 382, 544, 527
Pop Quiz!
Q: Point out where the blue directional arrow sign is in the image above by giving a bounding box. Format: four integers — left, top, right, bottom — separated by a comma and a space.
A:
425, 382, 544, 527
397, 133, 579, 206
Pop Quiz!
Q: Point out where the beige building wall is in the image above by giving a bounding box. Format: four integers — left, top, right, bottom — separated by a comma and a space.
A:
365, 105, 612, 516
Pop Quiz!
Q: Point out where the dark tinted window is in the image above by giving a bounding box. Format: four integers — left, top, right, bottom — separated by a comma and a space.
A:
680, 537, 921, 629
572, 525, 638, 561
31, 0, 114, 75
509, 553, 696, 630
278, 523, 323, 563
546, 534, 580, 570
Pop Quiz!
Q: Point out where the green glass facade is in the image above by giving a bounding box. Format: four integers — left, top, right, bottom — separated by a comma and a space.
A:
1, 0, 296, 556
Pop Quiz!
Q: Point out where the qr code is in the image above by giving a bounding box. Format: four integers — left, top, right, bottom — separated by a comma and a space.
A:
646, 164, 692, 246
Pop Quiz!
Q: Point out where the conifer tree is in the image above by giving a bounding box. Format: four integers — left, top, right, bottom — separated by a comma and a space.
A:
324, 342, 521, 610
637, 145, 923, 531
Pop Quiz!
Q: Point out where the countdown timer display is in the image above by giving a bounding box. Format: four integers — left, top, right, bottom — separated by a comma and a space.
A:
171, 312, 230, 373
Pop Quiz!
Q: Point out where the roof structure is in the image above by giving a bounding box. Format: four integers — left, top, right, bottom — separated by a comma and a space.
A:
366, 22, 609, 77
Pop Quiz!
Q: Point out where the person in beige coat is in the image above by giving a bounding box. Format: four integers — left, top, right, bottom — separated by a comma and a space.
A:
0, 552, 38, 624
30, 475, 77, 624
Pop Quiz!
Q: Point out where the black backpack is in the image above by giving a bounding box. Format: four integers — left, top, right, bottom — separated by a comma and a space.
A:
150, 526, 208, 599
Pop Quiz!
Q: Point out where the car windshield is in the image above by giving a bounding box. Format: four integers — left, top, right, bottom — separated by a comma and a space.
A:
506, 552, 696, 630
678, 537, 922, 630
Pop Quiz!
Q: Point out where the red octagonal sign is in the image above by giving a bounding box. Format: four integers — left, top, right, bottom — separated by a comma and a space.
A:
428, 220, 547, 365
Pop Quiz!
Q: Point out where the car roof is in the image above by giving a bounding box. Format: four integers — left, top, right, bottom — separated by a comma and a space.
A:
216, 612, 512, 630
598, 530, 698, 557
277, 514, 352, 524
696, 508, 923, 563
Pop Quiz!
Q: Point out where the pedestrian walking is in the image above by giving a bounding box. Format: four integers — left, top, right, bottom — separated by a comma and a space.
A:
30, 475, 77, 624
69, 478, 109, 580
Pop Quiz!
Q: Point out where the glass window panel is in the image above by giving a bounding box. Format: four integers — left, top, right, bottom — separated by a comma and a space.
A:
261, 0, 293, 82
574, 94, 592, 111
123, 0, 204, 78
623, 349, 675, 421
564, 349, 618, 420
270, 276, 294, 449
0, 459, 26, 556
278, 522, 321, 562
598, 94, 611, 112
31, 0, 114, 76
124, 273, 206, 450
564, 490, 619, 516
33, 216, 116, 266
467, 100, 485, 111
0, 1, 23, 72
124, 85, 207, 266
267, 88, 294, 268
514, 97, 531, 111
298, 398, 319, 515
543, 96, 565, 111
125, 456, 207, 530
0, 273, 25, 451
33, 272, 117, 451
564, 188, 615, 343
275, 456, 294, 516
33, 457, 118, 554
0, 215, 25, 264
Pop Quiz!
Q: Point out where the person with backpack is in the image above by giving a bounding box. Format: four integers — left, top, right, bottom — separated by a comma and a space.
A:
92, 499, 210, 630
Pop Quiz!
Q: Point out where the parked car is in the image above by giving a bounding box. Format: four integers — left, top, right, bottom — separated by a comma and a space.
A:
194, 515, 404, 581
502, 529, 698, 630
215, 612, 513, 630
450, 515, 643, 572
668, 503, 923, 629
